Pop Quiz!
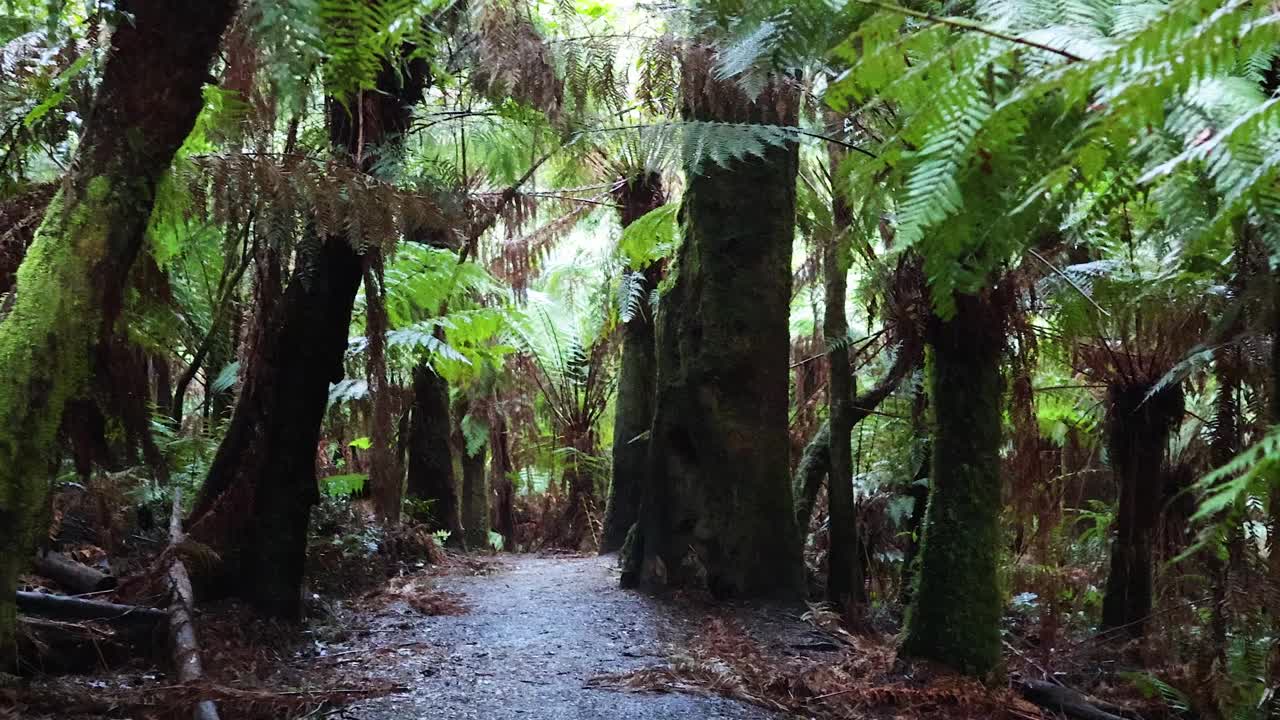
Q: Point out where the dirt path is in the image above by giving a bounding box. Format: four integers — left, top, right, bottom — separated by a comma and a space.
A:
342, 554, 781, 719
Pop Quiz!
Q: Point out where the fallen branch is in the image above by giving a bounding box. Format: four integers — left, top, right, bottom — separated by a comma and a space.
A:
166, 490, 220, 720
15, 590, 166, 627
33, 549, 117, 594
1018, 679, 1142, 720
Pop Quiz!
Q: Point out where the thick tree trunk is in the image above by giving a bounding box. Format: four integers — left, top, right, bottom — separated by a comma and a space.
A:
601, 174, 665, 553
461, 429, 489, 550
624, 55, 802, 597
153, 353, 173, 415
1100, 382, 1183, 638
0, 0, 234, 663
188, 233, 363, 619
900, 291, 1005, 676
187, 44, 431, 618
407, 363, 463, 539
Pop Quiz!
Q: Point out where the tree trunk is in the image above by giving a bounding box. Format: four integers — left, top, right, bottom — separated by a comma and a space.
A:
407, 362, 463, 539
364, 257, 401, 524
461, 426, 489, 551
1100, 382, 1183, 638
153, 353, 173, 415
188, 232, 363, 619
0, 0, 234, 663
624, 54, 802, 597
489, 413, 516, 549
187, 44, 431, 618
900, 291, 1006, 676
823, 139, 865, 608
793, 342, 922, 532
601, 176, 665, 553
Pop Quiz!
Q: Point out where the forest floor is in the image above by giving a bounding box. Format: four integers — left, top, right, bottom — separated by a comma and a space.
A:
339, 553, 784, 719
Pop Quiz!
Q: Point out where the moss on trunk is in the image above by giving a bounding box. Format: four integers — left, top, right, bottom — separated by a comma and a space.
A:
900, 291, 1005, 677
0, 0, 234, 662
625, 56, 803, 597
1100, 382, 1183, 638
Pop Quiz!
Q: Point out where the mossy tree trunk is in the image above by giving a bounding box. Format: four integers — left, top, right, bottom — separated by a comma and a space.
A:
900, 290, 1006, 677
188, 49, 430, 619
623, 53, 803, 597
601, 172, 665, 553
0, 0, 234, 663
1100, 382, 1183, 638
407, 362, 463, 540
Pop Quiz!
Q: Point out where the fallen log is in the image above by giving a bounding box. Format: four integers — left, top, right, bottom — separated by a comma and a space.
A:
33, 550, 117, 594
1018, 679, 1143, 720
15, 591, 166, 627
166, 490, 220, 720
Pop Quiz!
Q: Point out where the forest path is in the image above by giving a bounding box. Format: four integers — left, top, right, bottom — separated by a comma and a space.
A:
345, 554, 781, 720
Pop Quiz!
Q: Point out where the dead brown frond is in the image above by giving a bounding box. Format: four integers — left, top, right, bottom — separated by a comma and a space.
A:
471, 0, 564, 122
380, 575, 469, 616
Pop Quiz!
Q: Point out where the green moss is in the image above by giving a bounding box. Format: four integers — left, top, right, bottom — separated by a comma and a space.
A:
0, 179, 117, 661
900, 294, 1005, 679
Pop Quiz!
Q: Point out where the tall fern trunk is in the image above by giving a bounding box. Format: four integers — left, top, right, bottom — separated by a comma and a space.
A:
623, 53, 803, 596
0, 0, 234, 663
824, 139, 866, 610
901, 291, 1005, 677
407, 362, 463, 541
601, 174, 665, 553
188, 48, 431, 617
553, 425, 599, 551
1100, 382, 1183, 638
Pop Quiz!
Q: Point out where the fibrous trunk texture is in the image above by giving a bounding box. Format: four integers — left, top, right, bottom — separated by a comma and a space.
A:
1100, 382, 1183, 638
407, 363, 463, 539
624, 52, 803, 597
0, 0, 234, 663
900, 291, 1005, 677
601, 173, 665, 553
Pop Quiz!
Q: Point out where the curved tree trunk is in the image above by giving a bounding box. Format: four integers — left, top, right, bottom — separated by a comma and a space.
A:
1100, 382, 1183, 638
623, 51, 803, 597
0, 0, 235, 662
601, 176, 665, 553
407, 362, 463, 540
793, 341, 922, 531
900, 290, 1006, 677
188, 44, 431, 619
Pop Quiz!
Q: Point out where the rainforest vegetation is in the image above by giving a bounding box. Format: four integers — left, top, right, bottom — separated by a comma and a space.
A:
1, 0, 1279, 718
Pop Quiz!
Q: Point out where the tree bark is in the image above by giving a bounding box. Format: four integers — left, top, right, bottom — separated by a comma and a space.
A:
823, 138, 864, 608
601, 173, 665, 553
0, 0, 234, 664
33, 551, 116, 594
900, 290, 1006, 676
187, 43, 431, 619
489, 413, 516, 548
1100, 382, 1183, 638
460, 421, 489, 551
793, 342, 922, 531
407, 362, 463, 539
624, 52, 803, 597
